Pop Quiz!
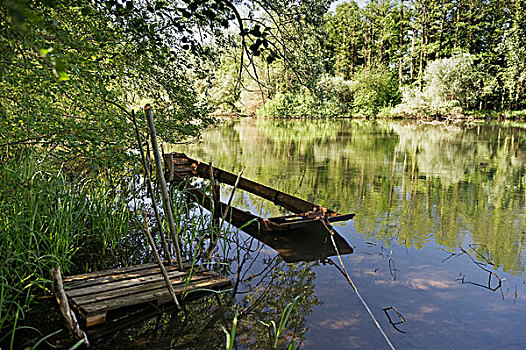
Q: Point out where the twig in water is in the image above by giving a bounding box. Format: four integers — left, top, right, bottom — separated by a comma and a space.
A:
388, 248, 397, 280
322, 219, 397, 350
381, 246, 398, 280
458, 246, 503, 295
440, 249, 462, 263
468, 243, 494, 265
383, 306, 407, 333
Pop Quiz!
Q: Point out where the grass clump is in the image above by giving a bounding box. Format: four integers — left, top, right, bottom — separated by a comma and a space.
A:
0, 152, 136, 345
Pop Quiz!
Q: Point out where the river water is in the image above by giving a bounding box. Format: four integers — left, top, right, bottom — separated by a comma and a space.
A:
90, 118, 526, 349
171, 118, 526, 349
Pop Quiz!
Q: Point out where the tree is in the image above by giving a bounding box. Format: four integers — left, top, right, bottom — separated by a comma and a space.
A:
499, 0, 526, 110
0, 0, 220, 170
326, 1, 364, 79
395, 53, 496, 117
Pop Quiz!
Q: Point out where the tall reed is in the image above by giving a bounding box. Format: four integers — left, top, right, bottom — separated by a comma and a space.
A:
0, 153, 135, 346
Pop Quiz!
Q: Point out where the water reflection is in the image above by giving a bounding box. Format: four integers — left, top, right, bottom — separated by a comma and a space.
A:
89, 231, 321, 349
88, 119, 526, 349
243, 221, 353, 263
173, 119, 526, 275
163, 118, 526, 348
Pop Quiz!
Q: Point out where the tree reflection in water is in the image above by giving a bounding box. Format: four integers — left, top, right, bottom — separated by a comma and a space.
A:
92, 223, 322, 349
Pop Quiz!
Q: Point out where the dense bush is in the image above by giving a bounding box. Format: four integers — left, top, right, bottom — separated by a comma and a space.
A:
256, 90, 348, 118
394, 54, 498, 118
257, 66, 399, 118
348, 66, 400, 117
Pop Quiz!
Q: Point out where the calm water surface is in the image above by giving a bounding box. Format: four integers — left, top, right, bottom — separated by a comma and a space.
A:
171, 118, 526, 350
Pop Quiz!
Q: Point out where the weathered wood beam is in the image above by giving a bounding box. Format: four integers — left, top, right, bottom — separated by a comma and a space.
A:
164, 153, 336, 215
171, 173, 282, 234
52, 267, 90, 345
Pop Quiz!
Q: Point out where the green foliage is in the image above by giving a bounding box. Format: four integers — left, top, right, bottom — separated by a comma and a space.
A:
348, 65, 400, 117
205, 50, 242, 114
498, 1, 526, 111
0, 0, 216, 170
423, 54, 487, 109
256, 90, 346, 119
256, 66, 398, 118
394, 84, 461, 118
395, 54, 496, 117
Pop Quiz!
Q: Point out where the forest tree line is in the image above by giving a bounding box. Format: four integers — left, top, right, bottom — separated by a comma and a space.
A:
207, 0, 526, 118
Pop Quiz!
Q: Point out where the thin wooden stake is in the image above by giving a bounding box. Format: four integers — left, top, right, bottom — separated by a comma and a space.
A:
207, 169, 244, 260
144, 104, 184, 270
52, 267, 89, 346
209, 163, 221, 229
322, 219, 396, 350
141, 211, 181, 310
131, 110, 172, 264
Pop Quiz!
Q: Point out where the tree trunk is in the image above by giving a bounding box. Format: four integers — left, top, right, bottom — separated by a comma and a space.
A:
399, 0, 404, 86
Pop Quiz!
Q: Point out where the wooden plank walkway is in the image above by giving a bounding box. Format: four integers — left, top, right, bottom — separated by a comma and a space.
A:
63, 262, 231, 327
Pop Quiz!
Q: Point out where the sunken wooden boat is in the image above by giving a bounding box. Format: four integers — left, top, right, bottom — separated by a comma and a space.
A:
164, 153, 355, 262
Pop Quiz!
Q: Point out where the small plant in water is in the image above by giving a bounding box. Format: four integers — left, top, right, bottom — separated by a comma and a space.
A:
222, 295, 301, 350
259, 295, 300, 349
223, 311, 238, 350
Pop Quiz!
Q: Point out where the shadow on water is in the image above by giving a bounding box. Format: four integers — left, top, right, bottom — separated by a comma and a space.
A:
82, 193, 355, 348
83, 225, 328, 349
249, 222, 353, 263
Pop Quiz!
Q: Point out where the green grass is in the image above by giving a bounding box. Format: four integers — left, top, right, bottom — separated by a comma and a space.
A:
0, 152, 136, 346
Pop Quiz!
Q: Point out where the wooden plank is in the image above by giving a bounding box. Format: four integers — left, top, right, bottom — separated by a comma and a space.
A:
73, 272, 218, 309
64, 263, 192, 290
86, 313, 106, 328
82, 276, 231, 316
64, 260, 191, 283
172, 164, 196, 171
63, 262, 160, 283
167, 153, 189, 164
66, 269, 193, 298
64, 265, 181, 290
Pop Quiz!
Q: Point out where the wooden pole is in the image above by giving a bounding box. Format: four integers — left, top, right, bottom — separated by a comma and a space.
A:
131, 110, 173, 264
52, 267, 89, 346
141, 211, 181, 310
207, 169, 244, 259
144, 104, 184, 270
209, 163, 221, 229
